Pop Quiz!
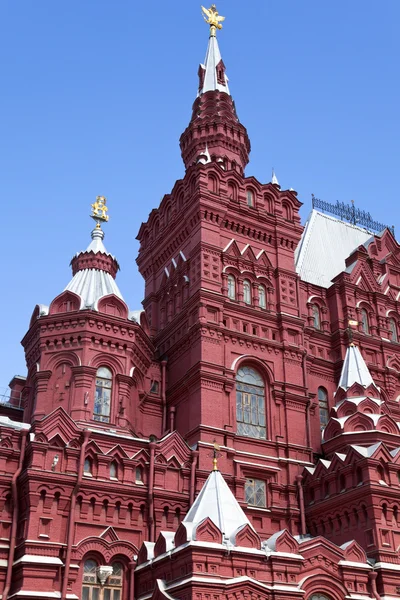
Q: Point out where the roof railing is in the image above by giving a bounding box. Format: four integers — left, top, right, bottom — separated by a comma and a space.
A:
0, 387, 23, 410
312, 195, 395, 236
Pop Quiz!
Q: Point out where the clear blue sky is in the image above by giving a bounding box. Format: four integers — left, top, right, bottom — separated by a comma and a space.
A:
1, 1, 399, 383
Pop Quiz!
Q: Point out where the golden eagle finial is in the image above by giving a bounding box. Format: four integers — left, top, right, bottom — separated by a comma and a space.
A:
91, 195, 109, 228
201, 4, 225, 37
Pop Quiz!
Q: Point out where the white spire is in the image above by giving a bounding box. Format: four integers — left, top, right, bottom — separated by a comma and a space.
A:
271, 168, 280, 186
198, 35, 230, 96
197, 143, 212, 165
338, 344, 375, 390
183, 469, 253, 544
85, 226, 110, 255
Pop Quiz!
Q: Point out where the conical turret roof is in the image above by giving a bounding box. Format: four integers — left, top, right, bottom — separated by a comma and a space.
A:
183, 469, 252, 543
338, 344, 375, 390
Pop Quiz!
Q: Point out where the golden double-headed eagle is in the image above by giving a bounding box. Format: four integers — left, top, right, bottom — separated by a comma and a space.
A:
201, 4, 225, 34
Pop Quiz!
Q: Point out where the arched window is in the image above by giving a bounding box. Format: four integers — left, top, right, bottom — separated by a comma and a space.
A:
258, 285, 266, 309
110, 461, 118, 479
94, 367, 112, 423
312, 304, 321, 330
318, 387, 329, 430
360, 308, 369, 334
84, 458, 92, 475
236, 366, 266, 439
227, 181, 238, 201
246, 189, 254, 207
243, 279, 251, 305
82, 559, 123, 600
227, 275, 236, 300
135, 466, 143, 483
389, 317, 398, 342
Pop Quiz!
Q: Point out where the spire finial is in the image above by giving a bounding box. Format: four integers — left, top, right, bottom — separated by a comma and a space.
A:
212, 441, 220, 471
201, 4, 225, 37
91, 195, 109, 230
271, 168, 280, 186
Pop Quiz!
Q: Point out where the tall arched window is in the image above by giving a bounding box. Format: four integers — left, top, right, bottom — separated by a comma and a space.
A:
246, 189, 254, 207
227, 275, 236, 300
389, 317, 398, 342
318, 387, 329, 430
312, 304, 321, 330
236, 366, 266, 439
258, 285, 266, 309
360, 309, 369, 334
243, 280, 251, 305
110, 461, 118, 479
94, 367, 112, 423
82, 559, 123, 600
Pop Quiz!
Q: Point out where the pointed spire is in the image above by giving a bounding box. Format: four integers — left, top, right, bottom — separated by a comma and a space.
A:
338, 344, 375, 391
271, 168, 280, 186
197, 143, 211, 165
198, 36, 230, 96
183, 469, 253, 544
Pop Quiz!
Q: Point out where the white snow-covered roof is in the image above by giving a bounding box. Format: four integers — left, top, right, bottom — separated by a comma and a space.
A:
338, 345, 376, 391
295, 210, 373, 288
198, 35, 230, 96
183, 469, 252, 544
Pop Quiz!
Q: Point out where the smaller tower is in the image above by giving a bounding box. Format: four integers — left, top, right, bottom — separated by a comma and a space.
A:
180, 5, 250, 173
21, 197, 162, 436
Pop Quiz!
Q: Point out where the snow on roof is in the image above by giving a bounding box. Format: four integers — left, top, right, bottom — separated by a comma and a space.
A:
295, 210, 373, 288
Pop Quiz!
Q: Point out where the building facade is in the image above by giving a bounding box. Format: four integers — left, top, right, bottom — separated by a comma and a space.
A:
2, 5, 400, 600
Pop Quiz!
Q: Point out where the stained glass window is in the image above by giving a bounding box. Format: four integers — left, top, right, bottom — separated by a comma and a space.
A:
94, 367, 112, 423
245, 478, 266, 507
236, 367, 266, 439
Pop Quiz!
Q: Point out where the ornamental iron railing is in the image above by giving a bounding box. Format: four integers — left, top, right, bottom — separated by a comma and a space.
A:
312, 195, 395, 236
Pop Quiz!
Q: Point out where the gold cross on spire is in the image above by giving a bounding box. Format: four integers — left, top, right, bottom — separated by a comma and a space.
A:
91, 195, 109, 228
201, 4, 225, 37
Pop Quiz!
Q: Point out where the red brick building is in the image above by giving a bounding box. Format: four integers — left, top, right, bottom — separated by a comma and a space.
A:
2, 6, 400, 600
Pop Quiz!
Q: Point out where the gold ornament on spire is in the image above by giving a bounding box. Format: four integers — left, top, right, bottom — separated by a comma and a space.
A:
91, 195, 109, 227
212, 441, 220, 471
201, 4, 225, 37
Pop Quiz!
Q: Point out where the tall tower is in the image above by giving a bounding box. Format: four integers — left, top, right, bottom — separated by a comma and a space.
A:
137, 5, 306, 538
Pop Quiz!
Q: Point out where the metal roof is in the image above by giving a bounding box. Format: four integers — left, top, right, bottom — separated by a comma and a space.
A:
183, 469, 252, 544
64, 227, 125, 311
198, 35, 230, 96
295, 210, 373, 288
338, 345, 376, 391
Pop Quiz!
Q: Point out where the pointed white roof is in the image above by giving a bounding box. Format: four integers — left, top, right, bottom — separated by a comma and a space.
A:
338, 345, 375, 390
65, 227, 125, 311
198, 35, 230, 96
183, 469, 252, 544
271, 169, 279, 186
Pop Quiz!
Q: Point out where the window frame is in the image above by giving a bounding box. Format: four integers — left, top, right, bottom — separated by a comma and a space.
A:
360, 308, 369, 334
245, 477, 267, 508
258, 284, 267, 309
243, 279, 252, 305
94, 367, 112, 424
227, 274, 236, 300
236, 366, 266, 440
318, 387, 329, 431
